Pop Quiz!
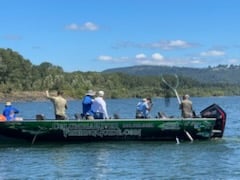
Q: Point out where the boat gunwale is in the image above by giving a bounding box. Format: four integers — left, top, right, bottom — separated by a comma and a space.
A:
3, 118, 217, 123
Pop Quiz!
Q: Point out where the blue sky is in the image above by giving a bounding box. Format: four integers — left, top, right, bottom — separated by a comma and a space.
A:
1, 0, 240, 72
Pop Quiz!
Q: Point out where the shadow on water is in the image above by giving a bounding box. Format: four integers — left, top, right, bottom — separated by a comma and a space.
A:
0, 137, 231, 148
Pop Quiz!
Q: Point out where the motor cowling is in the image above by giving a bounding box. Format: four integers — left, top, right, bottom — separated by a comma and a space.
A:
200, 103, 227, 138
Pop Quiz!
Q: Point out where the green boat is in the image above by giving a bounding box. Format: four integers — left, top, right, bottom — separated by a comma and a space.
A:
0, 103, 226, 143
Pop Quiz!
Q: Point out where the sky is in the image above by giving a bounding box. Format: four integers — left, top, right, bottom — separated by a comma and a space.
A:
1, 0, 240, 72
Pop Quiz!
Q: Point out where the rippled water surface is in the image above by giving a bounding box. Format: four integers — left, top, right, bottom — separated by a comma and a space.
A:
0, 96, 240, 179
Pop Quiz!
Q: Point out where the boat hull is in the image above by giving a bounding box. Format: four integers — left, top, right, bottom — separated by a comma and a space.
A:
0, 118, 216, 143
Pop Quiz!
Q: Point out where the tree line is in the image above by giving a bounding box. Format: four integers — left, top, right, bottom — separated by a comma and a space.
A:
103, 64, 240, 84
0, 48, 239, 100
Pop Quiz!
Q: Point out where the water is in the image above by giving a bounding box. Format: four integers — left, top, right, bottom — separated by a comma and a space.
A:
0, 96, 240, 179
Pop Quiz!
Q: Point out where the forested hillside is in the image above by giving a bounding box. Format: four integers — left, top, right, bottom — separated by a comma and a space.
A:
103, 65, 240, 84
0, 48, 239, 100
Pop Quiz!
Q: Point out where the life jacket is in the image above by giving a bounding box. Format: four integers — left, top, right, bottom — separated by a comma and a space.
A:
0, 114, 6, 121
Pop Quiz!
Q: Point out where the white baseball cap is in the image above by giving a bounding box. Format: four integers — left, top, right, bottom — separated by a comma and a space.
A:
98, 91, 104, 97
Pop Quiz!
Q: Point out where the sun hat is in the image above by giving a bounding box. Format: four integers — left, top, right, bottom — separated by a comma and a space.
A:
86, 90, 96, 96
5, 102, 11, 106
98, 91, 104, 97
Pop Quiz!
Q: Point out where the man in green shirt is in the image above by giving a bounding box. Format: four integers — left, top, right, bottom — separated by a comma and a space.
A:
46, 90, 68, 120
180, 94, 193, 118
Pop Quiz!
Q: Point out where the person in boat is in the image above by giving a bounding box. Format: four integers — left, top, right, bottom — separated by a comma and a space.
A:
136, 97, 153, 119
2, 101, 21, 121
46, 90, 68, 120
179, 94, 193, 118
0, 114, 6, 121
82, 90, 96, 120
91, 90, 109, 119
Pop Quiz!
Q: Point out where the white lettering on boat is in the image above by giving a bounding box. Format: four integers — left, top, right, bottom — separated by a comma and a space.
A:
52, 123, 142, 137
53, 123, 119, 130
66, 129, 142, 137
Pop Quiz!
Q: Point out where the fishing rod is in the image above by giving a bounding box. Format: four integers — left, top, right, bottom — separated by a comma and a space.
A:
161, 74, 194, 142
161, 74, 181, 104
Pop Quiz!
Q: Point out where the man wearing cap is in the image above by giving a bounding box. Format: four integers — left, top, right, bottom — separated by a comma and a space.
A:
91, 91, 109, 119
179, 94, 193, 118
2, 102, 20, 121
82, 90, 96, 119
46, 90, 68, 120
136, 97, 153, 118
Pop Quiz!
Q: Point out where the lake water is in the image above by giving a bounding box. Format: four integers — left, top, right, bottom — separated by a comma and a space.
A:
0, 96, 239, 179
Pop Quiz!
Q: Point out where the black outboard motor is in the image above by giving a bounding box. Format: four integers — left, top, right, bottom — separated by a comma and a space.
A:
200, 103, 226, 138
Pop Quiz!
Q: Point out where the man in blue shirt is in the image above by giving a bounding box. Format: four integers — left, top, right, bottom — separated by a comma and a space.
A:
136, 97, 153, 118
82, 90, 96, 119
3, 102, 19, 121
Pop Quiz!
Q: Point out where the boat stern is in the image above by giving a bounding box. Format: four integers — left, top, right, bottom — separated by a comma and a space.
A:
200, 103, 227, 138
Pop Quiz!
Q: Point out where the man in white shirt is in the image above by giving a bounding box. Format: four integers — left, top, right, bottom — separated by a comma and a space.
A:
91, 91, 109, 119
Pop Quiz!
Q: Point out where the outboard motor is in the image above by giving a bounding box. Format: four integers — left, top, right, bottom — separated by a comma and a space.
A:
200, 103, 226, 138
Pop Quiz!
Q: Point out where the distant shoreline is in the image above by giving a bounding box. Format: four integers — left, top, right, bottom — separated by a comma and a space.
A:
0, 91, 74, 103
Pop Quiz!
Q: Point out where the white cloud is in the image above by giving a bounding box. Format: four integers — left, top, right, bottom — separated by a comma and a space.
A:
98, 53, 165, 66
98, 55, 113, 61
81, 22, 99, 31
65, 22, 99, 31
151, 53, 164, 61
168, 40, 190, 48
154, 40, 193, 49
136, 53, 147, 59
113, 40, 195, 50
97, 50, 233, 68
65, 23, 79, 30
135, 53, 166, 65
190, 60, 201, 64
98, 55, 130, 63
200, 50, 225, 57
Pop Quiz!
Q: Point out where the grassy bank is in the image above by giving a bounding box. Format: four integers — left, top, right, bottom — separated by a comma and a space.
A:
0, 91, 46, 102
0, 91, 75, 102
